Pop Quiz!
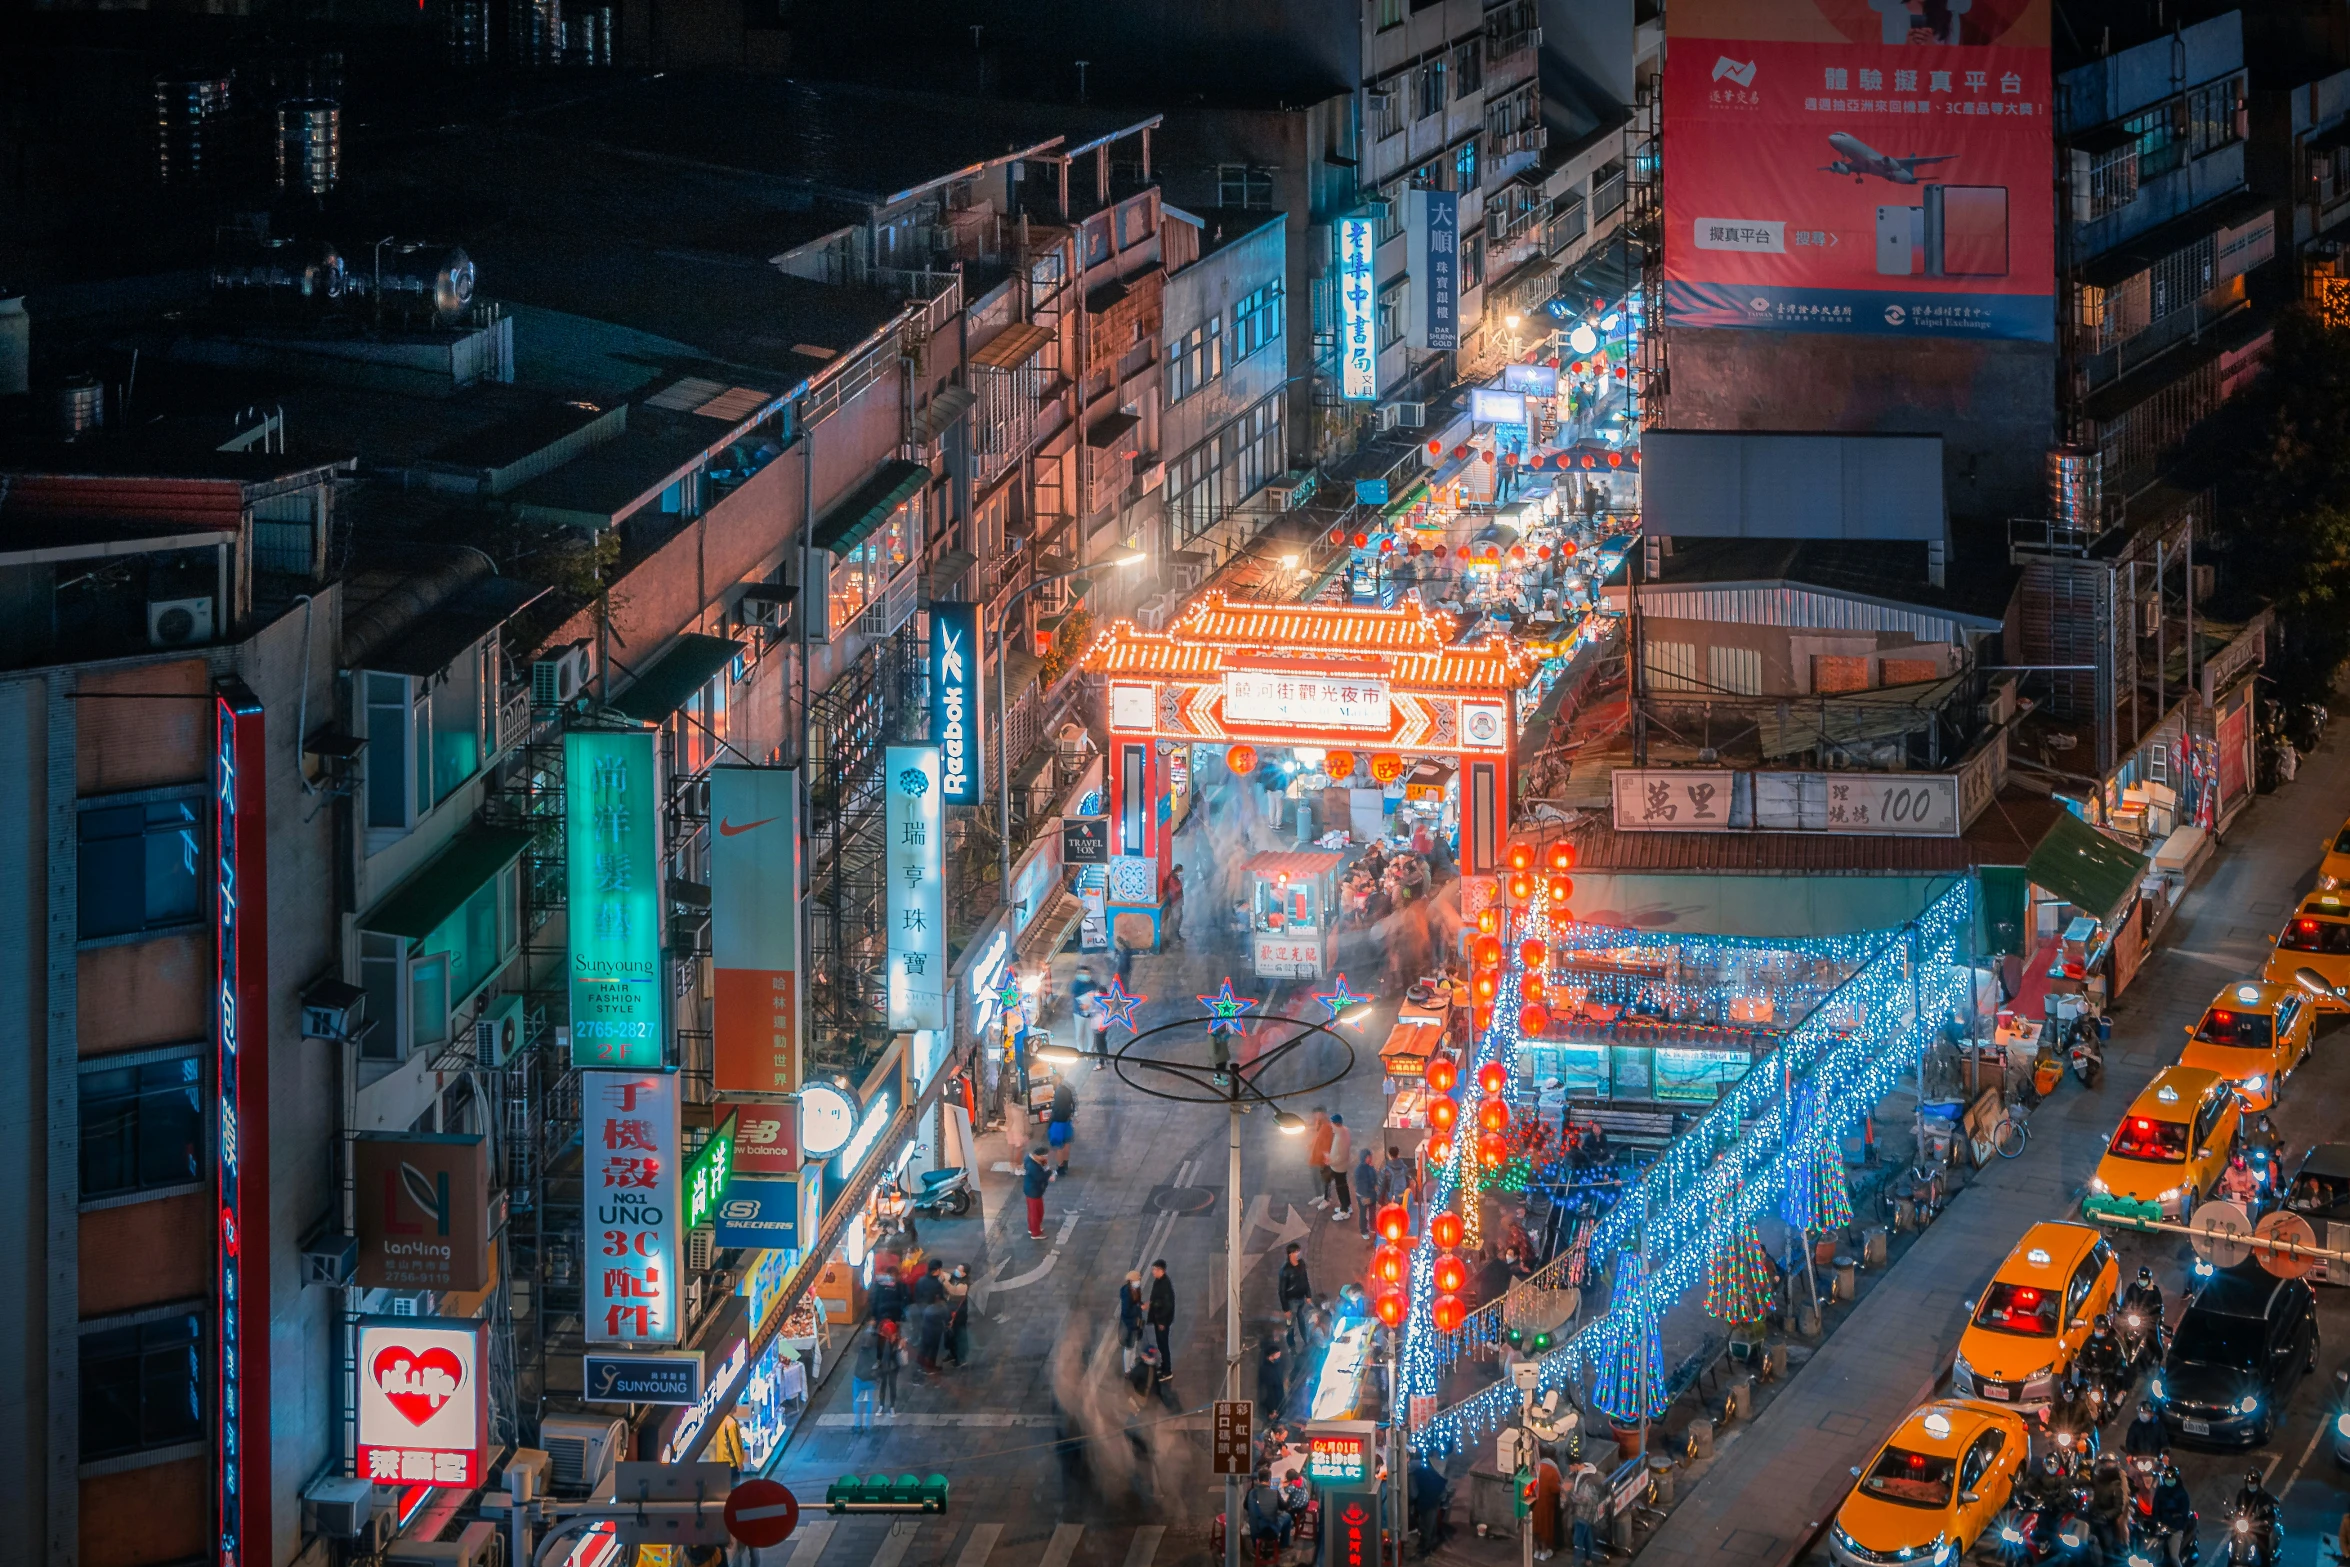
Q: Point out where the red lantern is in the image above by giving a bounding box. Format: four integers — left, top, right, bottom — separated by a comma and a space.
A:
1375, 1289, 1408, 1328
1522, 973, 1546, 1005
1325, 751, 1357, 781
1548, 843, 1575, 871
1510, 844, 1535, 872
1472, 935, 1503, 970
1479, 1099, 1510, 1134
1537, 545, 1552, 559
1428, 1095, 1458, 1133
1330, 528, 1347, 545
1548, 874, 1574, 903
1609, 451, 1624, 465
1370, 752, 1404, 784
1432, 1293, 1467, 1333
1476, 907, 1501, 936
1379, 536, 1395, 553
1478, 1061, 1508, 1096
1484, 543, 1502, 560
1508, 873, 1534, 902
1372, 1243, 1408, 1286
1519, 938, 1546, 970
1430, 1211, 1464, 1250
1479, 1130, 1511, 1166
1226, 744, 1258, 775
1581, 454, 1595, 469
1452, 444, 1471, 461
1407, 541, 1422, 556
1434, 1254, 1468, 1294
1425, 1132, 1454, 1165
1425, 1055, 1458, 1093
1509, 545, 1526, 560
1352, 531, 1369, 549
1376, 1205, 1410, 1244
1472, 971, 1498, 1004
1472, 1002, 1494, 1033
1501, 452, 1518, 466
1428, 439, 1443, 456
1519, 1001, 1550, 1036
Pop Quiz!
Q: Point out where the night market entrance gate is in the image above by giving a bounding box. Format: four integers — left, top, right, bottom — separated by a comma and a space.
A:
1079, 592, 1543, 948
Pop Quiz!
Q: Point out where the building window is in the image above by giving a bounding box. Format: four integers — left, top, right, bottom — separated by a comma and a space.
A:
1168, 391, 1286, 545
2188, 75, 2243, 157
1416, 59, 1447, 120
1215, 164, 1275, 211
80, 1051, 203, 1201
830, 495, 924, 632
1462, 230, 1486, 288
1452, 40, 1483, 99
1166, 319, 1224, 402
1375, 189, 1406, 244
80, 1308, 204, 1461
1646, 641, 1700, 692
2085, 142, 2141, 218
1454, 140, 1479, 193
2124, 99, 2188, 183
78, 796, 202, 940
1233, 282, 1285, 361
1376, 0, 1403, 27
1377, 280, 1408, 351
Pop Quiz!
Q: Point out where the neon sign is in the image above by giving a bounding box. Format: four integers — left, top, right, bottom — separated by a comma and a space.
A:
931, 601, 984, 805
1307, 1431, 1370, 1483
584, 1071, 681, 1345
216, 682, 272, 1567
566, 731, 662, 1068
1338, 215, 1378, 401
685, 1109, 737, 1232
834, 1090, 895, 1180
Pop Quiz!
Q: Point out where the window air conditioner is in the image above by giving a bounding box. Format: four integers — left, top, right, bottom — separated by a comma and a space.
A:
387, 1522, 497, 1567
1395, 402, 1427, 427
532, 641, 594, 708
148, 596, 216, 648
474, 992, 526, 1069
540, 1415, 627, 1496
687, 1225, 717, 1272
304, 1476, 386, 1541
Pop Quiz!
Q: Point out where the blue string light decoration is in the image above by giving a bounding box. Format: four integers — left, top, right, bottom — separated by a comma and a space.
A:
1403, 880, 1975, 1456
1588, 1300, 1668, 1424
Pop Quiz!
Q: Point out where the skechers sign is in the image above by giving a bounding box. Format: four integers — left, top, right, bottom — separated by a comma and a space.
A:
930, 601, 984, 805
713, 1172, 802, 1249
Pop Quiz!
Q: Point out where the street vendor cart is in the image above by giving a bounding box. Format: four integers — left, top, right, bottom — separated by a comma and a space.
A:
1242, 849, 1347, 980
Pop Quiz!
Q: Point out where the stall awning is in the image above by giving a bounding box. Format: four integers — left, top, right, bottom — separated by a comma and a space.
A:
811, 459, 928, 555
1239, 849, 1349, 881
1380, 479, 1431, 519
970, 321, 1053, 371
610, 633, 742, 723
927, 548, 977, 601
362, 824, 535, 939
912, 386, 976, 445
2025, 810, 2149, 924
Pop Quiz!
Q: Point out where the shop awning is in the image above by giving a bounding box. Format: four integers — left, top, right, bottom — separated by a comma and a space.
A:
912, 387, 975, 445
969, 321, 1053, 371
1380, 479, 1430, 519
1017, 886, 1087, 964
1239, 849, 1348, 882
927, 548, 977, 601
610, 633, 742, 723
1086, 411, 1142, 451
361, 823, 536, 939
811, 459, 929, 556
2025, 810, 2149, 924
1001, 647, 1043, 697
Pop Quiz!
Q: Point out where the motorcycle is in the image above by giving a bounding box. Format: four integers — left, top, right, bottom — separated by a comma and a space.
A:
2118, 1310, 2162, 1372
2218, 1507, 2278, 1567
2127, 1511, 2201, 1567
902, 1166, 973, 1218
2003, 1489, 2097, 1565
2045, 1425, 2101, 1480
2067, 1022, 2104, 1090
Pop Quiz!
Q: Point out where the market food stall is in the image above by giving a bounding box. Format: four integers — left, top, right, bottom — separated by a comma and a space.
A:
1243, 849, 1347, 980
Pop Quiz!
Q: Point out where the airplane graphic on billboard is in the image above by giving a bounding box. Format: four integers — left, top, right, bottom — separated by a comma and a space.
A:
1820, 132, 1955, 184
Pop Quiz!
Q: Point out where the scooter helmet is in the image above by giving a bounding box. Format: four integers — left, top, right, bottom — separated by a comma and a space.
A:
2095, 1453, 2121, 1479
2137, 1267, 2154, 1284
2243, 1468, 2263, 1493
2137, 1401, 2154, 1419
2093, 1313, 2112, 1331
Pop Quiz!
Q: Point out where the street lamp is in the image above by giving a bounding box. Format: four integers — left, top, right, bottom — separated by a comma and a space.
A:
1093, 1008, 1356, 1567
993, 548, 1146, 1109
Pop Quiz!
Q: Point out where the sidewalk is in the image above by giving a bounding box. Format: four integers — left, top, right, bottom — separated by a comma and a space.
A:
1633, 736, 2350, 1567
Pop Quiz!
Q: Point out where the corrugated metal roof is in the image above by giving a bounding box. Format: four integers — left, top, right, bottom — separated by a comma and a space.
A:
970, 321, 1054, 371
1564, 788, 2065, 874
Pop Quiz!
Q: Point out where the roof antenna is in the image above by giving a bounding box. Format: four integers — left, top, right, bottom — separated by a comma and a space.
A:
970, 24, 981, 48
1075, 59, 1089, 103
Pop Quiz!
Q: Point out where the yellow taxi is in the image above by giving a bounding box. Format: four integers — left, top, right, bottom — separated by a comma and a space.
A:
1827, 1400, 2032, 1567
2319, 819, 2350, 890
1951, 1222, 2119, 1406
2179, 980, 2313, 1111
2260, 892, 2350, 1009
2085, 1066, 2242, 1221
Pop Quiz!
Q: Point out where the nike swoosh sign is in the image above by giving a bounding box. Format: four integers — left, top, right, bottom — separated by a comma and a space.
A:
718, 816, 778, 836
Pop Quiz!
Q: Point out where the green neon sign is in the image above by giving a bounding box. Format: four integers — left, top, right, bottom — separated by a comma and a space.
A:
566, 729, 663, 1068
685, 1110, 737, 1231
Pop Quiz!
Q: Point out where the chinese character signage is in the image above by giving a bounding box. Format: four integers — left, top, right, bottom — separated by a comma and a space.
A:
1338, 215, 1378, 400
584, 1351, 703, 1406
354, 1133, 490, 1291
710, 766, 801, 1093
1663, 0, 2052, 340
1254, 936, 1322, 978
1212, 1401, 1254, 1476
1307, 1429, 1372, 1484
1612, 768, 1738, 831
214, 681, 271, 1567
885, 744, 947, 1031
358, 1318, 486, 1486
930, 601, 984, 806
568, 730, 662, 1068
1409, 188, 1459, 351
1223, 671, 1391, 731
586, 1070, 681, 1345
1611, 768, 1962, 835
684, 1109, 736, 1231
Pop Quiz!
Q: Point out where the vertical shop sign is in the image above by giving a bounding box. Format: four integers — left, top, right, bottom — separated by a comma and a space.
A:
709, 766, 801, 1093
214, 681, 271, 1567
585, 1070, 681, 1345
356, 1318, 487, 1486
1338, 215, 1378, 400
885, 745, 947, 1031
930, 602, 984, 805
354, 1134, 491, 1291
568, 730, 663, 1068
1409, 188, 1460, 351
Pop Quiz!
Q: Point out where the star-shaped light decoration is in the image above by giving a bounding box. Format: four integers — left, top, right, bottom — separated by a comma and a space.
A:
997, 981, 1024, 1016
1097, 976, 1146, 1032
1315, 974, 1376, 1027
1197, 978, 1259, 1032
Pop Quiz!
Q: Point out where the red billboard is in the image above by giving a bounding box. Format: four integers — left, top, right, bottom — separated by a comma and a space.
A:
1665, 0, 2053, 341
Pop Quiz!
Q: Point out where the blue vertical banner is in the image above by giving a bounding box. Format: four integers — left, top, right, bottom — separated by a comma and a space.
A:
885, 745, 948, 1031
1338, 216, 1378, 400
930, 600, 984, 806
1420, 188, 1460, 351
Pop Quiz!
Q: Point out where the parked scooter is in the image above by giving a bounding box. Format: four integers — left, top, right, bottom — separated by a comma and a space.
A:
2066, 1017, 2105, 1090
903, 1166, 973, 1217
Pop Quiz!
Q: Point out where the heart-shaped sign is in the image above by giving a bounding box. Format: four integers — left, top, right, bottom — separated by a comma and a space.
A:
371, 1344, 466, 1428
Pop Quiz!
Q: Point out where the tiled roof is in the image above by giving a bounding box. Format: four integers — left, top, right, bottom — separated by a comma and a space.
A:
1084, 591, 1542, 691
1559, 788, 2067, 873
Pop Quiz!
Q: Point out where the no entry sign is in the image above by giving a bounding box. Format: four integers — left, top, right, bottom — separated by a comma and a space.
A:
723, 1479, 800, 1548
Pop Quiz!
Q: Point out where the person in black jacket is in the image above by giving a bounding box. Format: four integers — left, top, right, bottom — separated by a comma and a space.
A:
1277, 1243, 1313, 1351
1147, 1259, 1177, 1382
1256, 1338, 1289, 1419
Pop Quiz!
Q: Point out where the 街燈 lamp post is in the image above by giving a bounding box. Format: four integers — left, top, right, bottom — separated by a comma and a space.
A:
1041, 995, 1366, 1567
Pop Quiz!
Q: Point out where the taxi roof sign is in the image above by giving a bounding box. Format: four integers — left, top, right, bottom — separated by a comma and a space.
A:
2156, 1084, 2179, 1102
2026, 1248, 2051, 1266
1921, 1411, 1952, 1440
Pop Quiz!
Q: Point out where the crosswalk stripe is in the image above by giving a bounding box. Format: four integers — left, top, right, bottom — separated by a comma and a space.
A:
953, 1522, 1002, 1567
1121, 1524, 1165, 1567
1038, 1524, 1084, 1567
783, 1518, 834, 1566
867, 1522, 922, 1567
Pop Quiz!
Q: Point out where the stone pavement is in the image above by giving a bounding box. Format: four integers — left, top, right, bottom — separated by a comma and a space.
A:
1634, 735, 2350, 1567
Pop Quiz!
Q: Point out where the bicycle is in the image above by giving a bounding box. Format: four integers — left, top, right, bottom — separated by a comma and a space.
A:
1972, 1093, 2030, 1163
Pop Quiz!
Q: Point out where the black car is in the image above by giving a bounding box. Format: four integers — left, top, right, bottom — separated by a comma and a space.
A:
2151, 1261, 2320, 1446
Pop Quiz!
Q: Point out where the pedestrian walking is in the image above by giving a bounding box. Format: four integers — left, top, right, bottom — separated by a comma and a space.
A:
1162, 865, 1186, 947
944, 1264, 972, 1367
1147, 1258, 1177, 1381
1255, 1338, 1289, 1418
1114, 935, 1134, 989
1047, 1072, 1078, 1177
1570, 1462, 1607, 1566
851, 1327, 883, 1431
1327, 1113, 1354, 1219
1354, 1147, 1379, 1238
869, 1265, 908, 1330
1118, 1270, 1147, 1371
1277, 1243, 1313, 1351
1532, 1452, 1563, 1560
873, 1322, 902, 1414
1306, 1107, 1335, 1208
1070, 965, 1099, 1060
1023, 1143, 1051, 1239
